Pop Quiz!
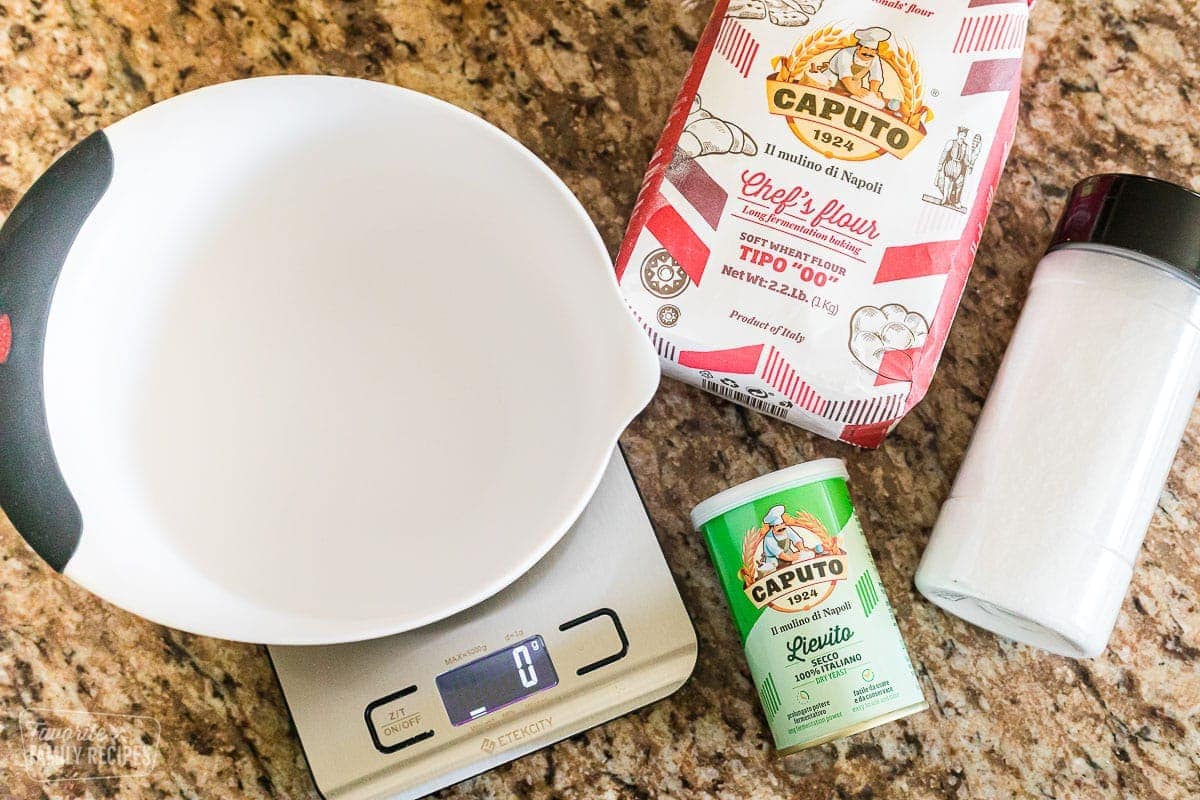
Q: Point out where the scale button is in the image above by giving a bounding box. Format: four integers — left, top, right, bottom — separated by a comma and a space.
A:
364, 686, 436, 754
558, 608, 629, 676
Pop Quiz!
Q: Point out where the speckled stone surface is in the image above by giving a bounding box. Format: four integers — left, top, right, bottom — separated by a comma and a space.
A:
1, 1, 1199, 798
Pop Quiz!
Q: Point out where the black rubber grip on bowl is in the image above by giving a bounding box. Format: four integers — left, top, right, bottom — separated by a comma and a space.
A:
0, 131, 114, 571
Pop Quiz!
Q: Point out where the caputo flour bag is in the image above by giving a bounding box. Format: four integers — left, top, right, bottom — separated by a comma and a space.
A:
616, 0, 1032, 447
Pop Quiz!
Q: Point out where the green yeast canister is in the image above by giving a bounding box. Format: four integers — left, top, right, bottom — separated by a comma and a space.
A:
691, 459, 926, 753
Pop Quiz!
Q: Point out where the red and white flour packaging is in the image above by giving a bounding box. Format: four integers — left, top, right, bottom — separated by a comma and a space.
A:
616, 0, 1032, 447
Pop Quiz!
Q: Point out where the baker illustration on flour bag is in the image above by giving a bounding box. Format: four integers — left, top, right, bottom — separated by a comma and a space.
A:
807, 26, 893, 109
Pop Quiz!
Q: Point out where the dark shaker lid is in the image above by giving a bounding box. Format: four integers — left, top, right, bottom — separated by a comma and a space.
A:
1049, 174, 1200, 289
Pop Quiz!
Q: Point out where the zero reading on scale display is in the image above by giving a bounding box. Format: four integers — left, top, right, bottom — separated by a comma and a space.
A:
435, 635, 559, 726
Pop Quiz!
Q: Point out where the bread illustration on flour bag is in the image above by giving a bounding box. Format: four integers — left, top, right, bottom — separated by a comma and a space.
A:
679, 95, 759, 158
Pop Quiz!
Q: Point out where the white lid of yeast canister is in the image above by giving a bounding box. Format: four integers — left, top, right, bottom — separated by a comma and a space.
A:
691, 458, 849, 530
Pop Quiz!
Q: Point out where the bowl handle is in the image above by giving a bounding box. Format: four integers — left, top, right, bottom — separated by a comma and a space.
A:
0, 131, 113, 571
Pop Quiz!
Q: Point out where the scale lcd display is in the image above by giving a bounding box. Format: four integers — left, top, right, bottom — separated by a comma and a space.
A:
436, 636, 558, 726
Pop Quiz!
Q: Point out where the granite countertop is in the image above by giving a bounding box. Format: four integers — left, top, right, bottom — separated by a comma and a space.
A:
1, 1, 1198, 798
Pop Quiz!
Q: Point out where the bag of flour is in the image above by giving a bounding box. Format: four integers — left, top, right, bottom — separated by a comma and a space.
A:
616, 0, 1031, 447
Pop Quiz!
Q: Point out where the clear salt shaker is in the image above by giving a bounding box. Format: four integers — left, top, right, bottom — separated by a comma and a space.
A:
916, 174, 1200, 658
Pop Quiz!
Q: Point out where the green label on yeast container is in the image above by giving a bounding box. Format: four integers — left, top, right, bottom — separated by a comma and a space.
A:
698, 475, 925, 753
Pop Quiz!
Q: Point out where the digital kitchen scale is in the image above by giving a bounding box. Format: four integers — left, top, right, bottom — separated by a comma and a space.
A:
269, 451, 698, 800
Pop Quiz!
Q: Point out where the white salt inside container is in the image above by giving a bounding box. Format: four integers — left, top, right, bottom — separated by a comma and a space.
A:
916, 175, 1200, 658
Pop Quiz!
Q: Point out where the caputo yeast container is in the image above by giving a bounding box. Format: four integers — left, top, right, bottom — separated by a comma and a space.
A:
692, 459, 926, 753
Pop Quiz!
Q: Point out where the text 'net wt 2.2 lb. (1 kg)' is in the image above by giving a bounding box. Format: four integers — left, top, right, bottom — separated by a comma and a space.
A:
616, 0, 1032, 447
